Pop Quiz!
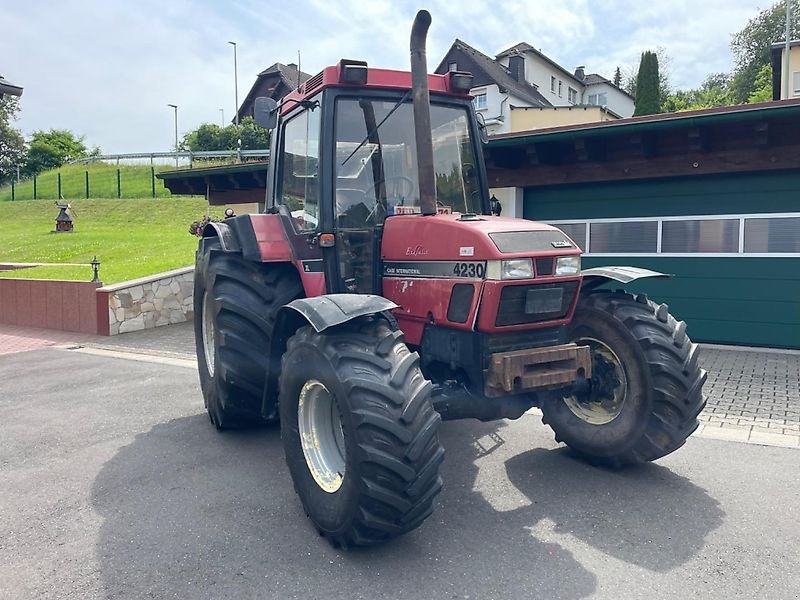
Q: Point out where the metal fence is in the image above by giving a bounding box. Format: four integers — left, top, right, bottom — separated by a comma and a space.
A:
4, 150, 270, 201
71, 149, 270, 168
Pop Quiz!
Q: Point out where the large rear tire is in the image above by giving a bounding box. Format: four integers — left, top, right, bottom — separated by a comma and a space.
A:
194, 238, 302, 429
541, 290, 707, 466
279, 317, 444, 547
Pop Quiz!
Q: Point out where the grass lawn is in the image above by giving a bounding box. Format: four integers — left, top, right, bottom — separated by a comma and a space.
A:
0, 198, 222, 284
0, 160, 230, 202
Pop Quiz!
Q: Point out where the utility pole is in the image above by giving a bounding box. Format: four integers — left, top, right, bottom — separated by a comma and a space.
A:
784, 0, 793, 99
167, 104, 179, 168
228, 41, 241, 161
219, 108, 225, 127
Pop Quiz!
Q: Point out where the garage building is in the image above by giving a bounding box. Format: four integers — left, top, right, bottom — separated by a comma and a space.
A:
486, 99, 800, 348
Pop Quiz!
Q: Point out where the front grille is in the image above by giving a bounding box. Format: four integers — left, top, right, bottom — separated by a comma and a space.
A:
495, 281, 579, 327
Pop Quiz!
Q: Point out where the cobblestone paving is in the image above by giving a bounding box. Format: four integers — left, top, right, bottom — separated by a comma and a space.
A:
2, 322, 798, 447
697, 346, 800, 446
0, 325, 96, 356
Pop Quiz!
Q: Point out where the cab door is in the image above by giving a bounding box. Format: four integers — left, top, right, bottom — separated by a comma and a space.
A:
274, 106, 325, 290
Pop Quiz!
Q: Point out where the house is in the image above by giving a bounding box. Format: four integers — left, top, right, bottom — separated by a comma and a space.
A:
434, 39, 551, 135
771, 40, 800, 100
0, 74, 23, 98
495, 43, 634, 118
236, 63, 311, 122
435, 40, 634, 135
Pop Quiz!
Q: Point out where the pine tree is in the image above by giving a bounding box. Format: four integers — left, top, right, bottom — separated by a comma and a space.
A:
613, 66, 622, 88
633, 51, 661, 116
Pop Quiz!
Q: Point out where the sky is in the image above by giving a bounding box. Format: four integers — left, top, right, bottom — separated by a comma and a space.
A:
1, 0, 771, 154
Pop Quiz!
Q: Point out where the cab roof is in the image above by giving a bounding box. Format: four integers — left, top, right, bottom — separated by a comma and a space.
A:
280, 63, 472, 115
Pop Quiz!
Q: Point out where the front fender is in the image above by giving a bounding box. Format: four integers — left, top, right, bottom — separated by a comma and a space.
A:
581, 266, 671, 291
261, 294, 399, 419
280, 294, 399, 333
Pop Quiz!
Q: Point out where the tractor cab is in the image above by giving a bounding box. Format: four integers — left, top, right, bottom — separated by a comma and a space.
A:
259, 61, 488, 295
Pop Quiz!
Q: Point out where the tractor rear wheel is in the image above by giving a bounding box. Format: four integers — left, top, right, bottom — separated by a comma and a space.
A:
194, 237, 302, 429
279, 317, 444, 547
541, 290, 707, 466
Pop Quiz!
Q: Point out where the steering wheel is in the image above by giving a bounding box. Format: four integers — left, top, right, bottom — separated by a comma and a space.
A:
363, 176, 416, 203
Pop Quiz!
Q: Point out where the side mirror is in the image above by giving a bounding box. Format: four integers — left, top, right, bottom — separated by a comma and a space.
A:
254, 97, 279, 129
476, 112, 489, 144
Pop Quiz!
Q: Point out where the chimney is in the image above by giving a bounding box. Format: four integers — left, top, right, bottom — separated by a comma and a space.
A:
574, 66, 585, 81
287, 63, 298, 70
508, 54, 525, 82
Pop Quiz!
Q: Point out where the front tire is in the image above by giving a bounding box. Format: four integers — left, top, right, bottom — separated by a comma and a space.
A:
279, 317, 444, 547
541, 290, 707, 466
194, 238, 301, 429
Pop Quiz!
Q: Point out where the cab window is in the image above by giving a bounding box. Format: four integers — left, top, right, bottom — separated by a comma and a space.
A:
278, 108, 321, 232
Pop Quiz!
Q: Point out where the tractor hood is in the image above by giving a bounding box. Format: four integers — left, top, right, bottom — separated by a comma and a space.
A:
381, 214, 581, 261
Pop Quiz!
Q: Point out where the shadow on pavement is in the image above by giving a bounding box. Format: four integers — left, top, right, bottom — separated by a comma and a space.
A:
91, 415, 723, 599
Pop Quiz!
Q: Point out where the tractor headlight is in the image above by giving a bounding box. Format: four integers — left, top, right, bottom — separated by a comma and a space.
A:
555, 255, 581, 276
501, 258, 533, 280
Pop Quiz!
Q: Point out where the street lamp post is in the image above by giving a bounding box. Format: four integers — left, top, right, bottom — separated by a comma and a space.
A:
228, 41, 241, 160
219, 108, 225, 127
167, 104, 178, 168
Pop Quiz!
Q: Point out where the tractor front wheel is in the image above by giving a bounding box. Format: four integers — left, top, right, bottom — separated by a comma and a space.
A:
279, 317, 444, 547
541, 290, 707, 466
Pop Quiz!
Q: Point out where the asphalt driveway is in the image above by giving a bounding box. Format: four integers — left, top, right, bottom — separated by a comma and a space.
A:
1, 346, 799, 599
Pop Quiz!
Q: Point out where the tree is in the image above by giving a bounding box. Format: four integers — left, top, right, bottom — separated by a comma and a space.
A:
748, 64, 774, 103
181, 117, 270, 152
626, 47, 672, 108
0, 96, 26, 185
613, 66, 622, 88
24, 129, 90, 175
661, 73, 735, 113
730, 0, 799, 103
633, 51, 661, 116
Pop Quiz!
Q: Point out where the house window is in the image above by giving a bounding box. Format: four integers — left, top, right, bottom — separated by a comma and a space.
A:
550, 76, 556, 93
744, 217, 800, 253
793, 72, 800, 94
448, 61, 458, 72
568, 87, 578, 104
558, 80, 563, 97
547, 213, 800, 256
662, 219, 739, 253
589, 221, 658, 253
588, 92, 608, 106
473, 92, 487, 110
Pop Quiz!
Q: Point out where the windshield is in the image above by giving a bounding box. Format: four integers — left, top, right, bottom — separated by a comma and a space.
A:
334, 98, 482, 223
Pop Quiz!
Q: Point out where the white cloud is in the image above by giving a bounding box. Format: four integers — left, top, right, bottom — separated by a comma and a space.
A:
0, 0, 770, 154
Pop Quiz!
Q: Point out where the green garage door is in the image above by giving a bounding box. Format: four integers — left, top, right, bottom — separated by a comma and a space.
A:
524, 170, 800, 348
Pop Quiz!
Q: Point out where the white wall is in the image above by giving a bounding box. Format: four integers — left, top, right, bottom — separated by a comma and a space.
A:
584, 81, 634, 118
488, 187, 524, 218
471, 84, 529, 134
498, 54, 578, 107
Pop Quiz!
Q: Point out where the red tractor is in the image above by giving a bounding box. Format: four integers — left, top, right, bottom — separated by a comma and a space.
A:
194, 11, 706, 547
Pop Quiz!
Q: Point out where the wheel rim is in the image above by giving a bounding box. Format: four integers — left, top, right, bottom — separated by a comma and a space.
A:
202, 292, 215, 378
562, 337, 627, 425
298, 380, 346, 493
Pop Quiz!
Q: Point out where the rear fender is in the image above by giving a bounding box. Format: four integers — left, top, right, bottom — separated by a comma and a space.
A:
262, 294, 399, 418
200, 221, 241, 252
580, 266, 671, 292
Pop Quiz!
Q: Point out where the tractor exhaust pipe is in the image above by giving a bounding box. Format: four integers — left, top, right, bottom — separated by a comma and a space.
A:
410, 10, 437, 216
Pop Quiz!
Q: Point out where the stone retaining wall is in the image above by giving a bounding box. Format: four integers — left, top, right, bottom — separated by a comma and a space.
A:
99, 267, 194, 335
